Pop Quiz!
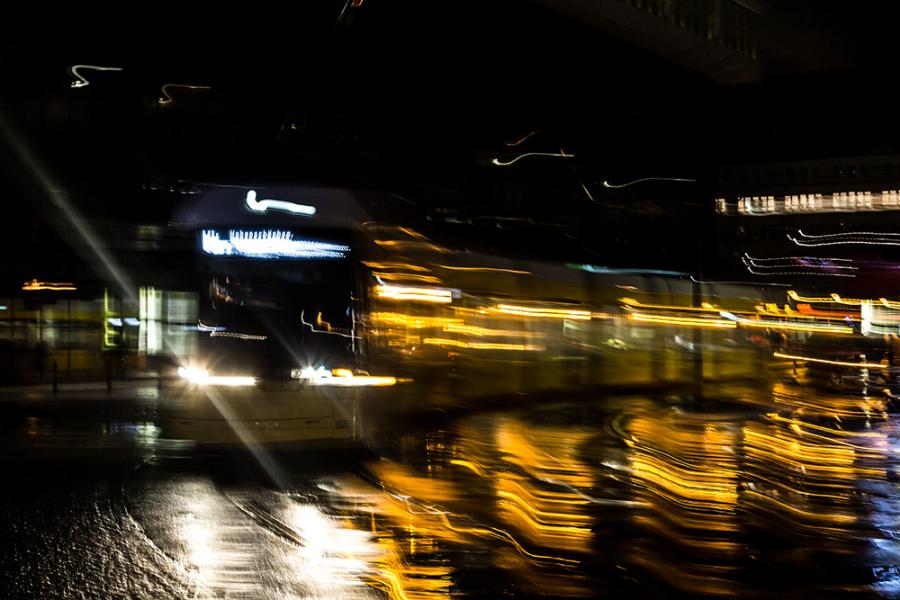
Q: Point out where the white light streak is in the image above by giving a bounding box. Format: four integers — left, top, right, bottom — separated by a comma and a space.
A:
209, 331, 267, 340
601, 176, 695, 188
489, 304, 592, 320
244, 189, 316, 216
741, 253, 857, 277
201, 230, 349, 259
159, 83, 212, 106
491, 152, 574, 166
788, 229, 900, 247
773, 352, 886, 369
720, 311, 854, 334
742, 255, 856, 269
68, 64, 122, 88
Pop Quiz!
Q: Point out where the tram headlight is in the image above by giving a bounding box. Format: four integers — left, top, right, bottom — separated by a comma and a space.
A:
291, 366, 399, 387
177, 366, 256, 387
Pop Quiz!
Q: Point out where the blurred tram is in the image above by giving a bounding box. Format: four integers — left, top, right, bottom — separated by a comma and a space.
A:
161, 184, 768, 446
163, 185, 369, 446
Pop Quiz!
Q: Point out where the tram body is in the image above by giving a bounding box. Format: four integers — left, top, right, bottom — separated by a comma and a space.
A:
159, 185, 765, 445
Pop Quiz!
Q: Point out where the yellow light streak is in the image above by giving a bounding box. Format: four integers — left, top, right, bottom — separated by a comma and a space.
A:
362, 261, 432, 272
373, 272, 443, 284
370, 312, 463, 328
423, 338, 544, 351
488, 304, 591, 320
375, 284, 454, 303
628, 313, 736, 328
619, 297, 734, 314
787, 290, 873, 305
438, 265, 532, 275
442, 322, 542, 339
730, 315, 853, 334
22, 279, 76, 291
773, 351, 886, 369
373, 240, 450, 253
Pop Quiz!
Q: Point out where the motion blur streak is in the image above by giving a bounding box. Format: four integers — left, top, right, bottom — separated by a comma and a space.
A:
773, 352, 887, 369
628, 312, 736, 328
487, 304, 591, 320
374, 285, 454, 303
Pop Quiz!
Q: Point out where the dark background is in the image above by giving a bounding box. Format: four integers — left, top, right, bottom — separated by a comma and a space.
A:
2, 1, 900, 289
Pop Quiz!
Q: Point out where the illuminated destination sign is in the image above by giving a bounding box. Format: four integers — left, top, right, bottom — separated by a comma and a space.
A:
201, 229, 349, 259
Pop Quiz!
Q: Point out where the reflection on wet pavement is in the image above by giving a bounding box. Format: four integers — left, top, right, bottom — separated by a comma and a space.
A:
8, 375, 900, 597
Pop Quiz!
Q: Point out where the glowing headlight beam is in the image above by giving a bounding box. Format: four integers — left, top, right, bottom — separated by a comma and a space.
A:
291, 366, 399, 387
177, 366, 256, 386
601, 176, 695, 189
244, 189, 316, 216
68, 64, 122, 88
158, 83, 211, 106
773, 352, 886, 369
491, 152, 574, 166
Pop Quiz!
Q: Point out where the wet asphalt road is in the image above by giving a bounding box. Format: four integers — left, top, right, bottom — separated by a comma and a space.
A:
5, 374, 900, 599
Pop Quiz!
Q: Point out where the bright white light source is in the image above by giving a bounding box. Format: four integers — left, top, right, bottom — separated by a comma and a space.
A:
374, 283, 455, 303
69, 64, 123, 88
106, 317, 123, 327
244, 190, 316, 216
292, 366, 398, 387
201, 230, 349, 259
177, 366, 256, 387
